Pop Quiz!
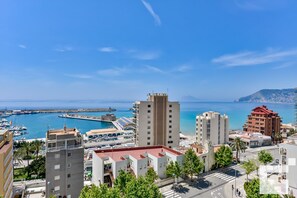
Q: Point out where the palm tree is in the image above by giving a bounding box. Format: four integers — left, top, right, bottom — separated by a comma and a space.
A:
231, 137, 246, 163
274, 132, 282, 145
13, 149, 24, 167
20, 141, 32, 165
31, 140, 43, 158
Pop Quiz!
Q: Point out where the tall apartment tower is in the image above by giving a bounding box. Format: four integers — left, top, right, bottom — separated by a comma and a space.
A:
243, 105, 281, 140
0, 130, 13, 198
46, 127, 84, 198
133, 93, 180, 148
196, 112, 229, 146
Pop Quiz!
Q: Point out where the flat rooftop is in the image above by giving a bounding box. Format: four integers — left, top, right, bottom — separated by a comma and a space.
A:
47, 128, 78, 136
94, 146, 183, 162
86, 128, 121, 136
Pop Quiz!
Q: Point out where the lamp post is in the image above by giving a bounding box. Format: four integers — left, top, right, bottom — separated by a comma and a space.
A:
47, 181, 50, 197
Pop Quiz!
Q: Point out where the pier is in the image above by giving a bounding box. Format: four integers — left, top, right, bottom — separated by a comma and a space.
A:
0, 107, 116, 115
58, 113, 116, 123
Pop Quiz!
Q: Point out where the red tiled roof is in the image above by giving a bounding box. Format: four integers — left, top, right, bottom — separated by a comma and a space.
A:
251, 105, 278, 115
94, 146, 182, 162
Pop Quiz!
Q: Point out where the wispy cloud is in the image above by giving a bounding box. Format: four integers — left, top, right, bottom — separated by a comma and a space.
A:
175, 64, 192, 72
64, 74, 92, 79
212, 48, 297, 67
54, 46, 74, 52
141, 0, 161, 26
18, 44, 27, 49
97, 67, 127, 76
144, 65, 164, 73
234, 0, 286, 11
98, 47, 118, 53
273, 62, 296, 70
130, 50, 161, 60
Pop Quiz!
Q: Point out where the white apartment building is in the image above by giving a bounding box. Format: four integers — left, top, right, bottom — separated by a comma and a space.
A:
133, 93, 180, 148
279, 142, 297, 196
92, 146, 184, 186
196, 111, 229, 146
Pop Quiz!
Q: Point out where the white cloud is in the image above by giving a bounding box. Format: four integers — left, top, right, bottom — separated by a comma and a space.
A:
98, 47, 118, 53
64, 74, 92, 79
212, 48, 297, 67
131, 50, 160, 60
54, 46, 74, 52
145, 65, 164, 73
273, 62, 296, 70
97, 67, 127, 76
18, 44, 26, 49
175, 65, 192, 72
141, 0, 161, 26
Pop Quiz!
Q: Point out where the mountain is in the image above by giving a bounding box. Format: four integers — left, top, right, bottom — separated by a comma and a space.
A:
180, 95, 201, 102
237, 88, 296, 104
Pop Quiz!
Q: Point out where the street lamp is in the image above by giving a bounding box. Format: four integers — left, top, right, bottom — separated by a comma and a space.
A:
47, 181, 50, 197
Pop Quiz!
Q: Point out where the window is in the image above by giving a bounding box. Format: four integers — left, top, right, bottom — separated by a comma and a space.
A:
169, 120, 172, 123
169, 104, 172, 108
54, 186, 60, 191
148, 121, 151, 124
169, 136, 172, 138
67, 174, 71, 178
147, 142, 150, 145
54, 175, 60, 180
54, 165, 60, 170
67, 184, 71, 188
169, 115, 172, 118
169, 125, 172, 128
148, 110, 151, 113
55, 154, 60, 159
148, 105, 151, 108
169, 110, 172, 113
67, 163, 71, 168
147, 126, 151, 129
67, 152, 71, 157
147, 137, 150, 140
148, 131, 150, 134
169, 130, 172, 133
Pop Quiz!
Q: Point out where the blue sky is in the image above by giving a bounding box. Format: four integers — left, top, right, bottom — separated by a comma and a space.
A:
0, 0, 297, 101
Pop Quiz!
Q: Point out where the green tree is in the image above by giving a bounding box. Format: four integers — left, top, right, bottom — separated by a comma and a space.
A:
258, 150, 273, 165
241, 159, 257, 180
165, 161, 183, 184
20, 141, 33, 165
79, 184, 121, 198
231, 137, 247, 162
31, 140, 43, 158
244, 178, 281, 198
13, 148, 24, 167
183, 149, 204, 181
114, 170, 134, 194
25, 156, 45, 179
145, 167, 158, 183
124, 176, 162, 198
214, 145, 233, 168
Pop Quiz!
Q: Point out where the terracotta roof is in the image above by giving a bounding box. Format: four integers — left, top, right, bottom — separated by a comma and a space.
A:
251, 105, 278, 115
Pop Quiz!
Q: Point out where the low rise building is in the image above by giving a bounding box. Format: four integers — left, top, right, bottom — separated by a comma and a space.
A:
92, 146, 184, 186
229, 131, 272, 148
0, 130, 13, 198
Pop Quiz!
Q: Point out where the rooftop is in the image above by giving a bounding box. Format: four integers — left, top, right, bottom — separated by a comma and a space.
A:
94, 146, 183, 162
47, 127, 78, 136
251, 105, 278, 115
86, 128, 120, 136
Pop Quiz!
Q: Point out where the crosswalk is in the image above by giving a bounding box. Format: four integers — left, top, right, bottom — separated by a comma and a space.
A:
213, 172, 235, 182
162, 190, 182, 198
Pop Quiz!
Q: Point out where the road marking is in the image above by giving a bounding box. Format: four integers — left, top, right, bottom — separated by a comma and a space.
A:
162, 190, 181, 198
213, 173, 235, 182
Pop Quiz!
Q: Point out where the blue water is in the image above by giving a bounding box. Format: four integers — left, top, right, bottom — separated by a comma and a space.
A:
0, 101, 295, 139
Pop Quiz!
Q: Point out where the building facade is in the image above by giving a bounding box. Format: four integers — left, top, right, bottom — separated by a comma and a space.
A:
45, 127, 84, 198
229, 131, 272, 148
279, 142, 297, 197
0, 130, 13, 198
196, 111, 229, 146
133, 93, 180, 148
92, 146, 184, 186
243, 105, 281, 140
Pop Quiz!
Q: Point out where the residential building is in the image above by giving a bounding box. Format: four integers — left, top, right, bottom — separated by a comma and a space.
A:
279, 142, 297, 196
229, 131, 272, 148
45, 127, 84, 198
0, 130, 13, 198
133, 93, 180, 148
92, 146, 184, 186
195, 111, 229, 146
243, 105, 281, 141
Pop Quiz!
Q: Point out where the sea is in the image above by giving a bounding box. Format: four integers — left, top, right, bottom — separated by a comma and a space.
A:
0, 100, 295, 139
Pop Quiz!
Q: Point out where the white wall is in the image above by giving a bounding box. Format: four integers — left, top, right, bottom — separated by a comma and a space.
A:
92, 152, 104, 186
